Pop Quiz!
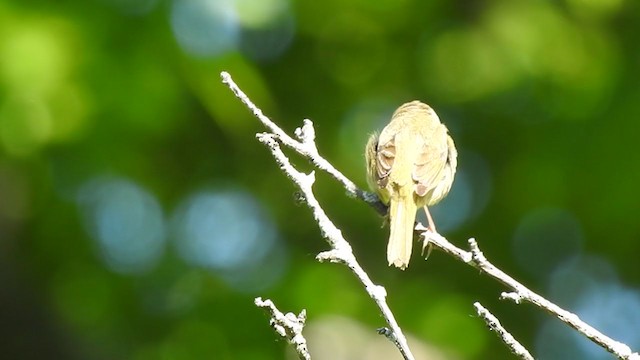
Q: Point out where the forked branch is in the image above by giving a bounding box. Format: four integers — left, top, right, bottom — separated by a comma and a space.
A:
222, 71, 414, 360
221, 71, 639, 360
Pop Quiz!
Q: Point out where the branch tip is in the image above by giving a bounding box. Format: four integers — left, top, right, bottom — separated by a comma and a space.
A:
255, 297, 311, 360
474, 302, 534, 360
316, 250, 346, 264
501, 292, 523, 304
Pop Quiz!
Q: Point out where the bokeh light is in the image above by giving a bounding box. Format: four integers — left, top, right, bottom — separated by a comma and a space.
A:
234, 0, 289, 28
170, 0, 295, 61
170, 0, 239, 57
236, 0, 294, 61
77, 177, 166, 275
0, 18, 74, 92
0, 15, 87, 157
239, 11, 295, 62
570, 286, 640, 358
512, 208, 584, 280
536, 255, 640, 359
171, 189, 286, 292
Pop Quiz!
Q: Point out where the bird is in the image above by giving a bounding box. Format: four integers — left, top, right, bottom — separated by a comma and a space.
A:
365, 100, 457, 270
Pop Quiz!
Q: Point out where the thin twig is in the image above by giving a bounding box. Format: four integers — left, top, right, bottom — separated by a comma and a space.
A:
255, 297, 311, 360
421, 232, 640, 360
474, 302, 534, 360
222, 71, 414, 360
220, 71, 387, 215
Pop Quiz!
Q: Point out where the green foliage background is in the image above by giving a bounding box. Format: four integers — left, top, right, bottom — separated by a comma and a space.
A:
1, 0, 640, 359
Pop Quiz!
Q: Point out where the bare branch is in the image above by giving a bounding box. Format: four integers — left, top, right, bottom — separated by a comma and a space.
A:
422, 232, 640, 360
221, 70, 640, 360
255, 297, 310, 360
255, 132, 414, 360
222, 72, 414, 360
473, 302, 534, 360
221, 71, 384, 214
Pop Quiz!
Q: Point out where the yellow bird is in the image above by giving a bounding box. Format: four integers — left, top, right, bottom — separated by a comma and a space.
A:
366, 101, 457, 269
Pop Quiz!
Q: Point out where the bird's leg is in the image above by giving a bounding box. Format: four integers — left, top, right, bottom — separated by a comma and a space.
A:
423, 205, 436, 233
421, 205, 436, 258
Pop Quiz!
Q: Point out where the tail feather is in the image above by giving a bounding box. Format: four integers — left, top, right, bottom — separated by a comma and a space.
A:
387, 191, 417, 270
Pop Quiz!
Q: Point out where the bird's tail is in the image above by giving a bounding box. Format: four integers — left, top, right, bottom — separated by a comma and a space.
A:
387, 188, 417, 270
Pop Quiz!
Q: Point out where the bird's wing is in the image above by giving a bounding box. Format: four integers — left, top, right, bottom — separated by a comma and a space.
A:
375, 130, 396, 188
413, 125, 449, 197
